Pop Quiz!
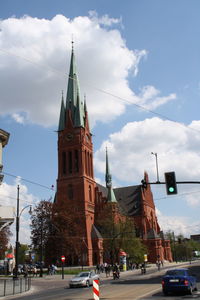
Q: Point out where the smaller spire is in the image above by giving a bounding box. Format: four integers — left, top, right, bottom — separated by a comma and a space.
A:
105, 148, 117, 203
105, 147, 112, 188
58, 91, 66, 131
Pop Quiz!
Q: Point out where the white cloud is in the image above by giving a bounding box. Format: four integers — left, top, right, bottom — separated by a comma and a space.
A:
0, 178, 40, 245
156, 208, 200, 238
94, 117, 200, 184
12, 113, 25, 124
185, 193, 200, 207
0, 14, 175, 128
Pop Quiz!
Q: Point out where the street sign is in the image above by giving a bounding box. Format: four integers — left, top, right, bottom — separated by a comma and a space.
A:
61, 255, 65, 262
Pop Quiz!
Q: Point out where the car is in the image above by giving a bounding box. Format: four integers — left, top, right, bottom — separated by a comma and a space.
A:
162, 268, 197, 296
69, 271, 100, 288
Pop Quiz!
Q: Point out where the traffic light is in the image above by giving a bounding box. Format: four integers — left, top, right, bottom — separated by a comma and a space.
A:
165, 171, 177, 195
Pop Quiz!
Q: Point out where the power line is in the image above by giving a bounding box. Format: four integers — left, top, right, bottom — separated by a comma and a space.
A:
154, 188, 200, 201
1, 47, 200, 135
2, 171, 54, 191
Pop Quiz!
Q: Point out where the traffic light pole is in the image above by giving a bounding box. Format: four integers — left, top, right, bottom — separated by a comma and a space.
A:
148, 181, 200, 185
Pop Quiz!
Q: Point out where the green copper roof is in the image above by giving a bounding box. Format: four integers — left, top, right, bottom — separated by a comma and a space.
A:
66, 46, 85, 127
58, 45, 86, 130
107, 186, 117, 203
58, 92, 66, 131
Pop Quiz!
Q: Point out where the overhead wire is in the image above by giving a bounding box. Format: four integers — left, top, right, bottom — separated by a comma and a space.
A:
2, 171, 54, 191
1, 46, 200, 135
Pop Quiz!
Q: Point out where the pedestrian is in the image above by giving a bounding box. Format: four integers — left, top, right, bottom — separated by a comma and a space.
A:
95, 264, 100, 274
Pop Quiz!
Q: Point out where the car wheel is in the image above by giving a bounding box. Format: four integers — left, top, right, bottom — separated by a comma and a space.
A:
86, 280, 90, 287
163, 290, 168, 296
188, 285, 193, 295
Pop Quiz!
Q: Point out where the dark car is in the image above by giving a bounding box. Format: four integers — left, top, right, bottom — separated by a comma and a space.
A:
162, 268, 197, 295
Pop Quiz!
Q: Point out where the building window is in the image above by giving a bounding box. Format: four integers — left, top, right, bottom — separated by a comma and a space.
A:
87, 152, 90, 176
62, 151, 66, 175
89, 185, 92, 202
68, 151, 72, 174
75, 150, 79, 172
68, 184, 73, 199
85, 150, 88, 175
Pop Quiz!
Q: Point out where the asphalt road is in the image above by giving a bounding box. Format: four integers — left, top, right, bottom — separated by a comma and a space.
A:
2, 261, 200, 300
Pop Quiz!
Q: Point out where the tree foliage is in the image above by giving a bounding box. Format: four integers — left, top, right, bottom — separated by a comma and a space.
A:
0, 226, 12, 259
165, 230, 200, 262
96, 204, 147, 264
30, 199, 53, 262
46, 201, 88, 265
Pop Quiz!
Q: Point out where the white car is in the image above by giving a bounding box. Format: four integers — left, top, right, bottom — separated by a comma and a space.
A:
69, 271, 99, 288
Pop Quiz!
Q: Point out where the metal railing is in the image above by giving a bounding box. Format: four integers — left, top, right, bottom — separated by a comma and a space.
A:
0, 277, 31, 297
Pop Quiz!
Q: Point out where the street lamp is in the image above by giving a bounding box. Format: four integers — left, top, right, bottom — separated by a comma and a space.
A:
14, 185, 32, 279
151, 152, 160, 183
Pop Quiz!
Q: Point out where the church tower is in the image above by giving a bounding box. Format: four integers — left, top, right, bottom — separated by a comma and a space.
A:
56, 44, 96, 265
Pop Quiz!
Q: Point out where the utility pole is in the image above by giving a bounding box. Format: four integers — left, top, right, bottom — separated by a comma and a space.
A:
39, 216, 43, 277
151, 152, 160, 183
14, 185, 20, 279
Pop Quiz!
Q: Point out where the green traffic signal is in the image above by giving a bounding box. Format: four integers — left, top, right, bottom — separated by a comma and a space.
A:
165, 171, 177, 195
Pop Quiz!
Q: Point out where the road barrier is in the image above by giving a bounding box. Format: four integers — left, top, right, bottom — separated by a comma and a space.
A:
0, 277, 31, 297
93, 279, 99, 300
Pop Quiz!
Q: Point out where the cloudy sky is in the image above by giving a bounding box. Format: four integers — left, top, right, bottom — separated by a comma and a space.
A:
1, 0, 200, 245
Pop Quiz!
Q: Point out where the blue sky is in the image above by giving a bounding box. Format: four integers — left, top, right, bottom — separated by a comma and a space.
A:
1, 0, 200, 244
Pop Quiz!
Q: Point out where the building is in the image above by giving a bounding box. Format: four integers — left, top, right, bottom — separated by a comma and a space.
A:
55, 45, 172, 265
0, 129, 10, 184
190, 234, 200, 243
0, 129, 14, 231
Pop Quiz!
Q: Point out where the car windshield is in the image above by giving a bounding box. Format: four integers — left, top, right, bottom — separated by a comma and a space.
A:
78, 272, 89, 277
166, 270, 186, 276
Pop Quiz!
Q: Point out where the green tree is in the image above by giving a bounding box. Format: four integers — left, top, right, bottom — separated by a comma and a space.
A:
18, 244, 29, 264
30, 199, 53, 264
96, 204, 147, 265
0, 226, 12, 259
165, 231, 200, 262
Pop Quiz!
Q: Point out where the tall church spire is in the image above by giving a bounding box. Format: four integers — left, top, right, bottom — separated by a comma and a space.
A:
65, 43, 85, 128
105, 148, 117, 203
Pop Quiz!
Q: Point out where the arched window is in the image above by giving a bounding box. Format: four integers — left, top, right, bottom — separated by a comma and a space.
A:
89, 185, 92, 202
62, 151, 66, 175
87, 152, 90, 176
68, 151, 72, 174
68, 184, 73, 199
85, 150, 88, 175
75, 150, 79, 172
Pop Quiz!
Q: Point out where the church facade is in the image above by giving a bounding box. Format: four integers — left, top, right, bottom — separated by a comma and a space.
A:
55, 46, 172, 265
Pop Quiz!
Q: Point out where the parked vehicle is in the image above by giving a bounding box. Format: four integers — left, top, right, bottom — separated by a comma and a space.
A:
69, 271, 99, 288
162, 268, 197, 296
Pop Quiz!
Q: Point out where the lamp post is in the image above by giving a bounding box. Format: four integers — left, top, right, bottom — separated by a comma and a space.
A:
151, 152, 160, 183
14, 185, 32, 279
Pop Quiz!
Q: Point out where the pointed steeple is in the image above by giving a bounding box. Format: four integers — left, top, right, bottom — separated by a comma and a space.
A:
105, 147, 112, 188
65, 42, 85, 128
105, 148, 117, 203
58, 91, 66, 131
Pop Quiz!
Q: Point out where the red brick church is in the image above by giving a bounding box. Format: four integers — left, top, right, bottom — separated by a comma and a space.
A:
55, 45, 172, 265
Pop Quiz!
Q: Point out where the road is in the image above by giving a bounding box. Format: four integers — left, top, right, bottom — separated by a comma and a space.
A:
3, 261, 200, 300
